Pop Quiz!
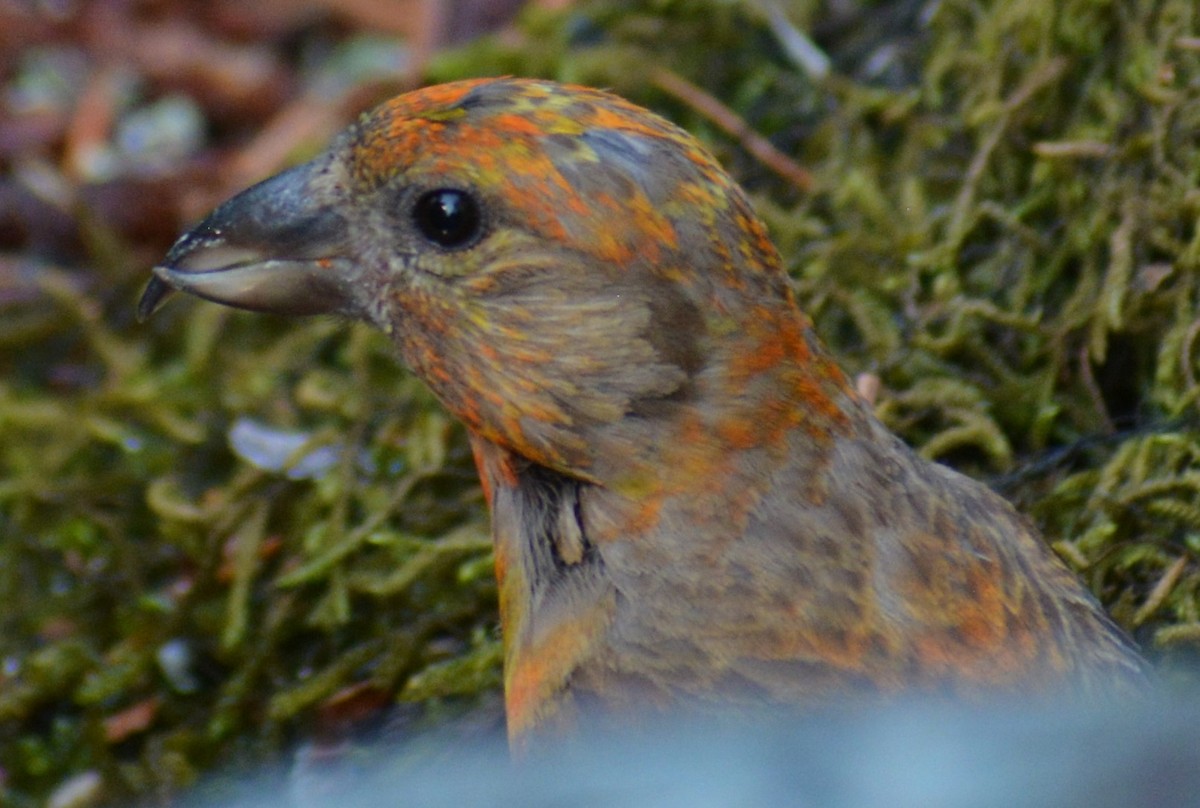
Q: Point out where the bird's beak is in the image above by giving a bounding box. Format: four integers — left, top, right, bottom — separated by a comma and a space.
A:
137, 158, 357, 321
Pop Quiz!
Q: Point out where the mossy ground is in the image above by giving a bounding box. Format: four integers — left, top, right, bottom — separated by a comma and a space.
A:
2, 1, 1198, 804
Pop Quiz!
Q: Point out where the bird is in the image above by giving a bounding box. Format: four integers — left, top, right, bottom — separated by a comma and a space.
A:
139, 77, 1150, 748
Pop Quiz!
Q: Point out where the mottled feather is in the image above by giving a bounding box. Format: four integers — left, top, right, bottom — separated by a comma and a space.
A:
142, 77, 1150, 749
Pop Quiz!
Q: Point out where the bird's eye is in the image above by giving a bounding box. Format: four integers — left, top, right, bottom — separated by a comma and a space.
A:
412, 189, 482, 249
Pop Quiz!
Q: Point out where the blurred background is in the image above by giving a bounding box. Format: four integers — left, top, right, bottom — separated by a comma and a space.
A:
2, 1, 1199, 805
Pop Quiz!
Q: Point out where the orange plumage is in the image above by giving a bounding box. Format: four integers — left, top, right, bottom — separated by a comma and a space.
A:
140, 77, 1148, 747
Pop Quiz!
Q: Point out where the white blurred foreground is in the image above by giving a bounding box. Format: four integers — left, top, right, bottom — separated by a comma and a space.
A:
184, 694, 1200, 808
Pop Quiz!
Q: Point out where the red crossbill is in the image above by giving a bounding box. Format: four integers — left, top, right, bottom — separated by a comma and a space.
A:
139, 77, 1149, 746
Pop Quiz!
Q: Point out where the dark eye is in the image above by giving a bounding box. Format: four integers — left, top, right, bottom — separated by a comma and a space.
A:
412, 188, 482, 249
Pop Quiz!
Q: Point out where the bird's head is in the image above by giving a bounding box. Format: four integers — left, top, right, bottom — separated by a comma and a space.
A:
141, 77, 854, 491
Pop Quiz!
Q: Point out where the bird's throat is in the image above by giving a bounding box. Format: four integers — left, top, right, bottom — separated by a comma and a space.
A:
467, 434, 616, 746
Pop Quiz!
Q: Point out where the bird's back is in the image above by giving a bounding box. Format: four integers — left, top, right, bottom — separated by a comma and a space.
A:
573, 416, 1149, 710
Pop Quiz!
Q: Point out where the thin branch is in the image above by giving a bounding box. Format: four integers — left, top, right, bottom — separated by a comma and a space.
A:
651, 67, 814, 192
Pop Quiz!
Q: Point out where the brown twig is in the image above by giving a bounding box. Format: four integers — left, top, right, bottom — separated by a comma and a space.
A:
1133, 555, 1189, 627
650, 67, 814, 192
1078, 344, 1115, 435
1181, 318, 1200, 394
